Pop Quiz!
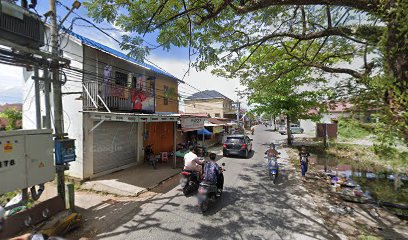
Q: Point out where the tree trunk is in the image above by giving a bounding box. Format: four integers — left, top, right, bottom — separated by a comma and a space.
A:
273, 116, 277, 131
286, 115, 292, 146
385, 0, 408, 141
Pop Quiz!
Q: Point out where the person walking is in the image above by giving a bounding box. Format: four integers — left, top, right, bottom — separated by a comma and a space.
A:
299, 146, 310, 179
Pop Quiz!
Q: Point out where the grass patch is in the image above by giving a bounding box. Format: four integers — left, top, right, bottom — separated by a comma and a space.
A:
0, 191, 18, 206
338, 118, 373, 140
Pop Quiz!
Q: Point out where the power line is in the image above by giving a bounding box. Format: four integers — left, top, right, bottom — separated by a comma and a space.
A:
56, 1, 176, 79
52, 2, 223, 104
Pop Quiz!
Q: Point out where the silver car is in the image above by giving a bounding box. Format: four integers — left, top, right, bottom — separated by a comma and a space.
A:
279, 124, 304, 135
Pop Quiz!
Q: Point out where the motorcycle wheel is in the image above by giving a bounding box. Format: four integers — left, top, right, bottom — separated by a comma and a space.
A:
200, 200, 209, 213
269, 172, 276, 183
182, 187, 189, 196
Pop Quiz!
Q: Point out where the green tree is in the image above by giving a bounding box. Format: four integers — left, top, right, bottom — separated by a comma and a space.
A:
0, 108, 22, 130
84, 0, 408, 144
246, 49, 326, 145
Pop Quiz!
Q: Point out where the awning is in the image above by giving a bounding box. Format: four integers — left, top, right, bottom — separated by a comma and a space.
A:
83, 111, 179, 122
213, 126, 224, 134
204, 123, 223, 127
197, 128, 212, 135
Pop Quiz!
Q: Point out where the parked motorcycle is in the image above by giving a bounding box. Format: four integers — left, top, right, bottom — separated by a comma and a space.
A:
197, 163, 225, 213
144, 144, 157, 169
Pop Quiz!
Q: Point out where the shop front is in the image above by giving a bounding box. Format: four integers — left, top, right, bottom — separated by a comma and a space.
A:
175, 115, 208, 164
84, 112, 179, 177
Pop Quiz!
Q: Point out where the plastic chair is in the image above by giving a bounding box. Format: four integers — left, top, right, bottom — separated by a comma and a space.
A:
161, 152, 169, 163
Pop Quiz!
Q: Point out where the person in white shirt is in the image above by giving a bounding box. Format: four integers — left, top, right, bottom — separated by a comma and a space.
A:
184, 146, 205, 178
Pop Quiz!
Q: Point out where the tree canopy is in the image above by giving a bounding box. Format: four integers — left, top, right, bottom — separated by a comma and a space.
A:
0, 108, 22, 130
84, 0, 407, 145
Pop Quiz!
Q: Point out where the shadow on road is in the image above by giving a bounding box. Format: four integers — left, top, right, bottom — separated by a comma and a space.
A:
66, 136, 343, 240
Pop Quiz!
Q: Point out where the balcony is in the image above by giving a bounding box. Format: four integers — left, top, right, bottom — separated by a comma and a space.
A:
83, 81, 155, 113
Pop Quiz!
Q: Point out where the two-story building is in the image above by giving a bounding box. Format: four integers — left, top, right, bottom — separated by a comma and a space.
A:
184, 90, 236, 119
22, 30, 180, 180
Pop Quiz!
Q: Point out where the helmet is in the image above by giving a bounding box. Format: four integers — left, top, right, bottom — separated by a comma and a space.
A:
270, 143, 275, 149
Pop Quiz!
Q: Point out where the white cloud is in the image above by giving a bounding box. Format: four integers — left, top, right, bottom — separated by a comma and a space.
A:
0, 64, 24, 104
148, 55, 242, 101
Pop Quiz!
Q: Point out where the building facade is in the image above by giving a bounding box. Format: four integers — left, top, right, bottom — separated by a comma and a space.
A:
184, 90, 236, 119
22, 30, 179, 179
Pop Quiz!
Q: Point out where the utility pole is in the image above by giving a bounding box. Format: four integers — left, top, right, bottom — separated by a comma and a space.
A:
50, 0, 65, 199
235, 90, 241, 131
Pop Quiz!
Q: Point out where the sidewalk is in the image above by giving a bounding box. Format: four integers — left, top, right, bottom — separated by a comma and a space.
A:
80, 162, 180, 197
80, 146, 224, 197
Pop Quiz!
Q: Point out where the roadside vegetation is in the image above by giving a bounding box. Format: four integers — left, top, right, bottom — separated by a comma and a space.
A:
337, 118, 373, 141
0, 191, 18, 206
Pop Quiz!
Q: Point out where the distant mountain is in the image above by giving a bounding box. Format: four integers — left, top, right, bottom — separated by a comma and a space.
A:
0, 103, 22, 112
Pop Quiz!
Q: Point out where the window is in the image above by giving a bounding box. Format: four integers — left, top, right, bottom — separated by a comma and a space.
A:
164, 85, 169, 105
115, 71, 127, 86
215, 113, 220, 117
226, 137, 244, 144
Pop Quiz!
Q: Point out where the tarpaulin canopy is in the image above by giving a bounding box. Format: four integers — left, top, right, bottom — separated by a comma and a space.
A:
197, 128, 212, 135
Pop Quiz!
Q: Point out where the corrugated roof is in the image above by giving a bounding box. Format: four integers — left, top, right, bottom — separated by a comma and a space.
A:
64, 29, 180, 82
186, 90, 232, 101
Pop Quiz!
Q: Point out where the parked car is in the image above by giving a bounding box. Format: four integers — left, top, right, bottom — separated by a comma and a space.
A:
279, 124, 304, 135
223, 134, 253, 158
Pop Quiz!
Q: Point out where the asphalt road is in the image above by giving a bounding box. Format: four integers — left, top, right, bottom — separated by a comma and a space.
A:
95, 126, 340, 240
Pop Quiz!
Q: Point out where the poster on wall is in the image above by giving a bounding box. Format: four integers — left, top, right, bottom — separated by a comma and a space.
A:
181, 117, 205, 132
131, 75, 155, 113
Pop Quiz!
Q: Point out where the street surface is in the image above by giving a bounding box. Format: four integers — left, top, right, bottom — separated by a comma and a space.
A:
84, 126, 340, 240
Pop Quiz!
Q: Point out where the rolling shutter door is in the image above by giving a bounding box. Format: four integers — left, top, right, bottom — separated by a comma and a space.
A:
93, 121, 137, 174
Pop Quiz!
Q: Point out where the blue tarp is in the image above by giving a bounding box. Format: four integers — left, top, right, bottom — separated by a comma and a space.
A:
197, 128, 212, 135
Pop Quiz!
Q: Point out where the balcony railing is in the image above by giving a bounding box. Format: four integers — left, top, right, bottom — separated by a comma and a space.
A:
84, 81, 147, 112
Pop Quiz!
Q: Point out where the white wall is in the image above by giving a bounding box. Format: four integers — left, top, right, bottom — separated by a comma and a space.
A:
22, 32, 85, 179
300, 112, 353, 135
300, 119, 316, 134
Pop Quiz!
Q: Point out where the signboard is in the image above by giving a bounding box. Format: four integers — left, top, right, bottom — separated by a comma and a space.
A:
213, 126, 224, 134
181, 117, 205, 131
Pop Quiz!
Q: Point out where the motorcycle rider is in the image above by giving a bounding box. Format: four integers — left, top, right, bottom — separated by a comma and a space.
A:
265, 143, 279, 158
184, 145, 205, 179
203, 153, 223, 196
265, 143, 280, 176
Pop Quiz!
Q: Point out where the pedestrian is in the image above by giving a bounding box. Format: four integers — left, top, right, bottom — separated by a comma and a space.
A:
299, 145, 310, 179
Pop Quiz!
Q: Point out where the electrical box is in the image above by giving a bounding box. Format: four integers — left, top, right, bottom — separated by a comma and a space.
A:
0, 129, 54, 195
0, 1, 45, 49
54, 138, 76, 165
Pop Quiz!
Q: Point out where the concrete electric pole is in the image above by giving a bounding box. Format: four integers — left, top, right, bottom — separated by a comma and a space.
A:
49, 0, 65, 199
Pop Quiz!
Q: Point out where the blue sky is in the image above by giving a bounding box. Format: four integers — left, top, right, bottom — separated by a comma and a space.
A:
0, 0, 242, 105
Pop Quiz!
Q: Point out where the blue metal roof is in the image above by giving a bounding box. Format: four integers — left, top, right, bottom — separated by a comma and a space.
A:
64, 29, 180, 82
